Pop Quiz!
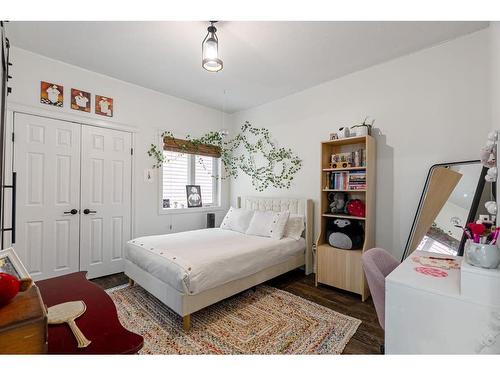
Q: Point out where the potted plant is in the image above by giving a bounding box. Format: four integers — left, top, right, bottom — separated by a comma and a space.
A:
351, 117, 374, 136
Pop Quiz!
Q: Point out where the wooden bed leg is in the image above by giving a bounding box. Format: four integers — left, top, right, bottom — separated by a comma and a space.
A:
128, 278, 135, 287
183, 315, 191, 331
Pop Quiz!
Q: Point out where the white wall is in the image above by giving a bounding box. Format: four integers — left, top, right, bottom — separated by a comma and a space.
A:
490, 23, 500, 226
8, 47, 230, 238
229, 29, 491, 258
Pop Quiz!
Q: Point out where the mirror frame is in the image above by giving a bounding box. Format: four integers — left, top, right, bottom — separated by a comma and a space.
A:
401, 159, 492, 261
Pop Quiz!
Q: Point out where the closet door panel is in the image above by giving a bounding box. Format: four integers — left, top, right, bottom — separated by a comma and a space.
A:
80, 126, 132, 279
14, 113, 81, 280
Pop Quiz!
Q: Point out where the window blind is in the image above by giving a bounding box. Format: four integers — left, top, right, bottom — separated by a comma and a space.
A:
162, 151, 189, 207
195, 155, 215, 206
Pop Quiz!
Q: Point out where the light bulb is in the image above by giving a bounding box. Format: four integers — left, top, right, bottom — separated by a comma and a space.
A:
204, 38, 218, 59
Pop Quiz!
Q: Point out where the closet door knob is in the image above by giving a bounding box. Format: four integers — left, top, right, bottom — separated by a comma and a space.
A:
83, 209, 97, 215
63, 209, 78, 215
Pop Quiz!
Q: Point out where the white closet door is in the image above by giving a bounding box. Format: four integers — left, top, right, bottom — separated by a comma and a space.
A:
80, 125, 132, 279
13, 113, 81, 281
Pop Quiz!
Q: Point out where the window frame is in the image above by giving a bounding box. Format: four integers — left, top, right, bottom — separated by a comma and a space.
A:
158, 149, 222, 215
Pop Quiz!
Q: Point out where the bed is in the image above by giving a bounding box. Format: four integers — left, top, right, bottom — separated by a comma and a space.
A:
124, 196, 313, 330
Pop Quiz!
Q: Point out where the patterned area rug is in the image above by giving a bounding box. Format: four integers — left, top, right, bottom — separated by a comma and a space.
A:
108, 284, 361, 354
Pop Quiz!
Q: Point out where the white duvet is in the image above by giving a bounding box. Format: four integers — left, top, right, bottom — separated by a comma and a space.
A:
125, 228, 305, 295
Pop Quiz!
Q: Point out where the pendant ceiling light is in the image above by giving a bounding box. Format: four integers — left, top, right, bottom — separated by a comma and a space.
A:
202, 21, 223, 72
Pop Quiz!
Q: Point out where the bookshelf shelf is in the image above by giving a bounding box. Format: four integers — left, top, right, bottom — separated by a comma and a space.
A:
322, 166, 366, 172
322, 135, 367, 146
323, 189, 366, 193
322, 213, 366, 221
315, 135, 376, 301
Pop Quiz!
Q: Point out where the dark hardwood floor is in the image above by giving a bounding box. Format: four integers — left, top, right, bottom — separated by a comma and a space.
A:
91, 269, 384, 354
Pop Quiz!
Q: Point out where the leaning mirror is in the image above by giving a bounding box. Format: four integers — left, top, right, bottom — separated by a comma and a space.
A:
402, 160, 496, 260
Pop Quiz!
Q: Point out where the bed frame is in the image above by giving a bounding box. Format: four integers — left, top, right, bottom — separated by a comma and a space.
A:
124, 196, 313, 330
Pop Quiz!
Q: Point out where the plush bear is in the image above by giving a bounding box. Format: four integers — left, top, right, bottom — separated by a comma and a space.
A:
326, 219, 364, 250
328, 192, 347, 214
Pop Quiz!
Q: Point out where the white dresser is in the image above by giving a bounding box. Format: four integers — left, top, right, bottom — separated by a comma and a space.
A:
385, 250, 500, 354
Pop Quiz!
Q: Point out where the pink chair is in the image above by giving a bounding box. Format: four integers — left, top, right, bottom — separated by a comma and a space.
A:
361, 248, 400, 330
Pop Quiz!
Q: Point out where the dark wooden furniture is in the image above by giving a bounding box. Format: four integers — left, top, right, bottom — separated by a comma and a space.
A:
37, 272, 143, 354
0, 285, 48, 354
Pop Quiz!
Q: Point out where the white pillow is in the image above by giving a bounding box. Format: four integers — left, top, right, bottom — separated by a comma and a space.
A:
284, 214, 305, 240
220, 207, 254, 233
246, 210, 290, 240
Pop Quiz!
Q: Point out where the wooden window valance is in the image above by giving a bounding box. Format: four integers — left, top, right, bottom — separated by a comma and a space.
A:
163, 137, 221, 158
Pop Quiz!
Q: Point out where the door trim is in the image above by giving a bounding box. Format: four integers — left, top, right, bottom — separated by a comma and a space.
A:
8, 102, 138, 133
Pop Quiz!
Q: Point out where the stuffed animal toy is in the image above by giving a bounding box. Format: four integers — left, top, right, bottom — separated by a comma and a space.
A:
346, 199, 366, 217
326, 219, 364, 250
328, 192, 347, 214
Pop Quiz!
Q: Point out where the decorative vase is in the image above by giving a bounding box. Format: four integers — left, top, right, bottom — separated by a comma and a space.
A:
464, 240, 500, 269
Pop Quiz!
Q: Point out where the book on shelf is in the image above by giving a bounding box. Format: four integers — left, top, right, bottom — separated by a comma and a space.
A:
329, 171, 348, 190
348, 170, 366, 190
327, 169, 367, 190
348, 185, 367, 190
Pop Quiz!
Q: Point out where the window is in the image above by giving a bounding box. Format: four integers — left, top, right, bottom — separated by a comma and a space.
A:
162, 150, 219, 209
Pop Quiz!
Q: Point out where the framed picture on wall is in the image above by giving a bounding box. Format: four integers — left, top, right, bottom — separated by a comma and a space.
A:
71, 88, 91, 112
95, 95, 113, 117
40, 81, 63, 107
186, 185, 202, 208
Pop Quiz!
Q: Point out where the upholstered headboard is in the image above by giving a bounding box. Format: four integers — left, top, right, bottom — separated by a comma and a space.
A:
237, 196, 314, 275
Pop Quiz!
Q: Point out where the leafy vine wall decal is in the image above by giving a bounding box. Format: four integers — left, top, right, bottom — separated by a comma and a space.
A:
147, 121, 302, 192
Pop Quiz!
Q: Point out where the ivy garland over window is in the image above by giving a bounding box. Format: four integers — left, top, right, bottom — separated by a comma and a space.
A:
147, 121, 303, 192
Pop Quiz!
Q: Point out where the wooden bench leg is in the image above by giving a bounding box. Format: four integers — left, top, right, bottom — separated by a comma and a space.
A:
128, 278, 135, 287
183, 315, 191, 331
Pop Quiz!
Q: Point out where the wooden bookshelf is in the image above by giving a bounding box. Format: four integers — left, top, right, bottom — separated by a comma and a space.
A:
315, 135, 376, 301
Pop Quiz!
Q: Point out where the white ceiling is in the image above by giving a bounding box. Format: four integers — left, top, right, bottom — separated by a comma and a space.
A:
6, 21, 488, 113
